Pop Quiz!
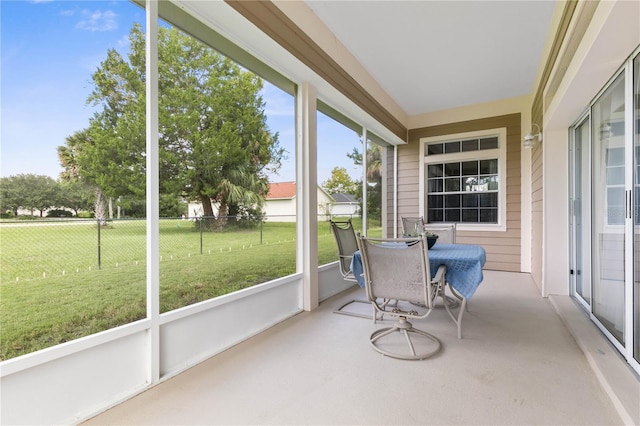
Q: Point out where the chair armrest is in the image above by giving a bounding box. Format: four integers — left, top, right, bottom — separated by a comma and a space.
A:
432, 264, 446, 283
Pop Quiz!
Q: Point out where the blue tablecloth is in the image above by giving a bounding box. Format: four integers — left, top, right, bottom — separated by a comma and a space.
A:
350, 243, 486, 300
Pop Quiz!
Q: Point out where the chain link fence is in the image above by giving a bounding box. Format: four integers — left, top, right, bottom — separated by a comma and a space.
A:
0, 215, 350, 283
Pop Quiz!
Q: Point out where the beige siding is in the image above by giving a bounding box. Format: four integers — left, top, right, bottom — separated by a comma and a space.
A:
530, 143, 544, 288
400, 113, 522, 272
395, 138, 422, 237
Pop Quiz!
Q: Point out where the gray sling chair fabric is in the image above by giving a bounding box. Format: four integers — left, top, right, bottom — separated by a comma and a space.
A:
400, 216, 425, 236
329, 219, 373, 319
422, 223, 456, 244
358, 235, 446, 360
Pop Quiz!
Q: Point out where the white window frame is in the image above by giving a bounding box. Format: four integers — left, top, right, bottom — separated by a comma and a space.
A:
419, 127, 507, 232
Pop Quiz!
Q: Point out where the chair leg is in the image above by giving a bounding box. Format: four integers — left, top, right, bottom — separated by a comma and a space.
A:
447, 285, 468, 312
333, 299, 372, 319
369, 317, 441, 360
334, 299, 385, 322
456, 298, 466, 339
401, 328, 416, 356
376, 298, 397, 323
441, 292, 459, 309
442, 292, 467, 339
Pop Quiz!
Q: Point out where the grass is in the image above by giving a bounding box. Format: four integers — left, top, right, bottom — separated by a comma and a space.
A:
0, 217, 379, 360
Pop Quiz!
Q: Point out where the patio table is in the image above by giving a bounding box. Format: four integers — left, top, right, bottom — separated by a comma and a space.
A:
350, 243, 486, 300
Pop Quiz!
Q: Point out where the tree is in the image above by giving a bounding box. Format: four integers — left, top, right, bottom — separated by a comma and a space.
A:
0, 174, 60, 216
348, 143, 383, 220
347, 143, 382, 184
59, 24, 283, 226
58, 130, 108, 221
0, 176, 21, 216
322, 167, 358, 195
59, 180, 94, 216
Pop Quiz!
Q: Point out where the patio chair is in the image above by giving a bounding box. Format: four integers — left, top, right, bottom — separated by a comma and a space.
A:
401, 216, 425, 236
422, 223, 456, 244
330, 219, 372, 319
422, 223, 466, 311
358, 234, 446, 360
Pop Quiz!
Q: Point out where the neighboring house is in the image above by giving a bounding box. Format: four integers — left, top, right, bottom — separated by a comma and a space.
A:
330, 192, 359, 217
264, 181, 335, 222
186, 182, 339, 222
186, 200, 219, 219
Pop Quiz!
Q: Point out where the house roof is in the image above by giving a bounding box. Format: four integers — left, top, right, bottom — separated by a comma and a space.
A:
266, 182, 297, 200
266, 182, 336, 201
332, 193, 357, 204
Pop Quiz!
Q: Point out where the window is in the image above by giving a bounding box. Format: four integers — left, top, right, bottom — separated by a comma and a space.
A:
420, 129, 506, 231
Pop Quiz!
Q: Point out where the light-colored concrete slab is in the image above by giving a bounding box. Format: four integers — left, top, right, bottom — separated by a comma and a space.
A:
85, 271, 626, 425
549, 295, 640, 426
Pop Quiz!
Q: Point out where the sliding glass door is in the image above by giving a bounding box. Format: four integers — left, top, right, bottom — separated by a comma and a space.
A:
570, 117, 591, 307
591, 73, 626, 344
633, 52, 640, 365
570, 49, 640, 373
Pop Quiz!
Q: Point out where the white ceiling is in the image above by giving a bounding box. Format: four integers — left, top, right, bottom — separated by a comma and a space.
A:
304, 1, 557, 116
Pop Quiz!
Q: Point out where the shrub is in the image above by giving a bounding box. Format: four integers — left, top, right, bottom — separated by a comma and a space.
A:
46, 209, 73, 218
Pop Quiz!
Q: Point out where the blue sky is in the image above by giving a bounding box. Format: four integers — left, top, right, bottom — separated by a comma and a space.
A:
1, 0, 362, 185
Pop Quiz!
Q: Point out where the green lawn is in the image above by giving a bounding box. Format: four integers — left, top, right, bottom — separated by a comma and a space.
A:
0, 217, 378, 360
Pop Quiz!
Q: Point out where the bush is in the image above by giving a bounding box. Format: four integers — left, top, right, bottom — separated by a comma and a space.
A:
0, 212, 14, 219
227, 206, 265, 229
46, 209, 73, 218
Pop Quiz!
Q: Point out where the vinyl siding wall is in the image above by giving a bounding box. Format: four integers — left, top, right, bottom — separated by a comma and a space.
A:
530, 140, 544, 289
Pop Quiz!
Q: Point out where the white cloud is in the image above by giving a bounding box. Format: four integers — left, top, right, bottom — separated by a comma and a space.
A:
76, 9, 118, 32
116, 33, 130, 48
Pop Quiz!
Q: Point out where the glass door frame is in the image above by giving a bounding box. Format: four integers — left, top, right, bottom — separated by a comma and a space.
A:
569, 112, 592, 312
625, 51, 638, 373
568, 47, 640, 376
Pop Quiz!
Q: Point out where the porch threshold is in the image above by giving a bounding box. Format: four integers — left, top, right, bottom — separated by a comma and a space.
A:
549, 295, 640, 426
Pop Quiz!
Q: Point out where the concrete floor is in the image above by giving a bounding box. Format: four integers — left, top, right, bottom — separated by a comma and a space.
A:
84, 270, 638, 425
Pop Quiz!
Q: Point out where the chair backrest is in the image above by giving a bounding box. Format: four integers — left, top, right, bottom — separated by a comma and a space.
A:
423, 223, 456, 244
357, 235, 435, 309
401, 216, 425, 236
330, 219, 359, 278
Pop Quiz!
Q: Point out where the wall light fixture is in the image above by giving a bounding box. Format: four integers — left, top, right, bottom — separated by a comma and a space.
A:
523, 123, 542, 149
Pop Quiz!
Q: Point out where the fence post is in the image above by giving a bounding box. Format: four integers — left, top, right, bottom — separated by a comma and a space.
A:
97, 219, 102, 270
199, 218, 203, 255
260, 219, 263, 245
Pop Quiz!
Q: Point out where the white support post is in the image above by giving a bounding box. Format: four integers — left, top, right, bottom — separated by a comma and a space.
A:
145, 0, 160, 384
394, 145, 398, 238
295, 82, 318, 311
362, 129, 368, 236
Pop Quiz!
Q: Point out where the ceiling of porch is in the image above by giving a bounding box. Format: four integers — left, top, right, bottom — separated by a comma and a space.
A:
304, 0, 557, 116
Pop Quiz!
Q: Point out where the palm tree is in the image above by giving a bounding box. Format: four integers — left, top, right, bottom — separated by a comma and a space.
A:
58, 130, 108, 223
